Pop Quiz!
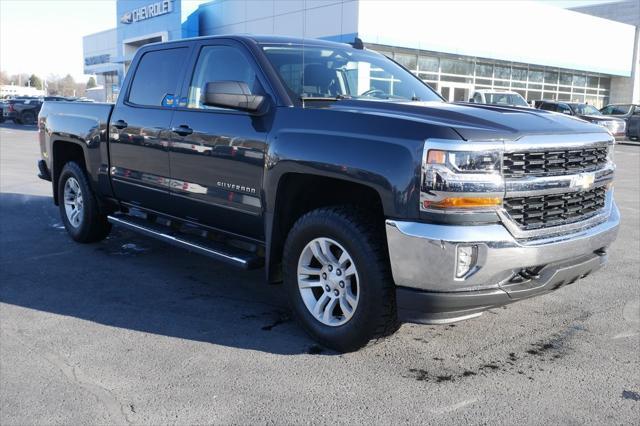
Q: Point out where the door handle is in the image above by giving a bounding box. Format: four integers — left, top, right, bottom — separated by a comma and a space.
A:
112, 119, 128, 129
171, 125, 193, 136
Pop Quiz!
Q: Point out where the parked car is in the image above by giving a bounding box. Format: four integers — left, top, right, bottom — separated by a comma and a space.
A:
469, 90, 530, 107
2, 98, 42, 125
536, 100, 626, 140
600, 103, 640, 141
0, 99, 8, 123
37, 35, 619, 352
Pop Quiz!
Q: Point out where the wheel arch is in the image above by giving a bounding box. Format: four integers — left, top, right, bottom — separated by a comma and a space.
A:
51, 138, 90, 205
265, 172, 386, 284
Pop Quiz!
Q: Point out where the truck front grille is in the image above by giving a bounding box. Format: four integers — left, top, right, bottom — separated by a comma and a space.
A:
504, 186, 607, 230
503, 146, 608, 177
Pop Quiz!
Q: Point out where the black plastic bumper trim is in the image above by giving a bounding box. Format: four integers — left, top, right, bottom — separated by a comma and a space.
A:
37, 160, 51, 181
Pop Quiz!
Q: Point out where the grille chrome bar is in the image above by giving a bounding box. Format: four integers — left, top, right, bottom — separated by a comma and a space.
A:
503, 146, 608, 177
504, 186, 607, 230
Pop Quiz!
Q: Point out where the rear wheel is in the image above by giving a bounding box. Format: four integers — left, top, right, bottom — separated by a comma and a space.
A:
58, 161, 111, 243
20, 111, 36, 125
283, 206, 398, 352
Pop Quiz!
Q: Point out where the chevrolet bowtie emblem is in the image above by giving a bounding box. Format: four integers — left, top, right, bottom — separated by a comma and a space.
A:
571, 172, 596, 190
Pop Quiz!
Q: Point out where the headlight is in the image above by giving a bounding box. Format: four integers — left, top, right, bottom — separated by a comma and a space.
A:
421, 143, 504, 212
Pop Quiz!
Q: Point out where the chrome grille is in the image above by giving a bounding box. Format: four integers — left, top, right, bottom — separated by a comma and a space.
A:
503, 146, 608, 177
504, 186, 607, 230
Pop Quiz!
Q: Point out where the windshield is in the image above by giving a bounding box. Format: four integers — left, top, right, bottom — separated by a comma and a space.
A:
571, 104, 601, 116
601, 104, 632, 115
261, 44, 441, 102
484, 93, 528, 107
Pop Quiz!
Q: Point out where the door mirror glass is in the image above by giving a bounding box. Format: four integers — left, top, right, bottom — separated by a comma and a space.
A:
204, 81, 264, 112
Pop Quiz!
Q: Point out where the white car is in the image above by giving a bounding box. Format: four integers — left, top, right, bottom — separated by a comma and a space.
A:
469, 90, 530, 107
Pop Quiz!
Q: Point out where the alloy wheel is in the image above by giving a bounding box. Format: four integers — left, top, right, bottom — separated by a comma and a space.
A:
297, 237, 360, 326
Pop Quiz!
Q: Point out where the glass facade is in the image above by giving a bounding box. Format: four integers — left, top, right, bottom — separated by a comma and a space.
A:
369, 44, 611, 107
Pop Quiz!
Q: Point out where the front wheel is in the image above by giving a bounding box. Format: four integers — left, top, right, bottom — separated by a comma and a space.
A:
283, 207, 398, 352
58, 161, 111, 243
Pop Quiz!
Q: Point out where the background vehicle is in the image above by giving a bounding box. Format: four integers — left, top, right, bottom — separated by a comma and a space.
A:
600, 103, 640, 140
468, 90, 530, 107
536, 100, 626, 140
37, 36, 619, 352
0, 99, 7, 123
2, 98, 42, 125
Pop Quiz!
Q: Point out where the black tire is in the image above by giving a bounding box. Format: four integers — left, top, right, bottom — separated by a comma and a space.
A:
283, 206, 398, 352
20, 111, 36, 125
58, 161, 111, 243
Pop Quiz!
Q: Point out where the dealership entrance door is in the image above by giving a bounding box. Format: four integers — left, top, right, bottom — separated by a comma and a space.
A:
439, 83, 472, 102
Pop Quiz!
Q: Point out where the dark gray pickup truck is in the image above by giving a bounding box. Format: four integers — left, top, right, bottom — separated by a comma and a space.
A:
38, 35, 619, 351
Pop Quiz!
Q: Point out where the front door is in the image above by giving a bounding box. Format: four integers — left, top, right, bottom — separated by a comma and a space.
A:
439, 83, 472, 103
109, 46, 190, 212
167, 40, 271, 240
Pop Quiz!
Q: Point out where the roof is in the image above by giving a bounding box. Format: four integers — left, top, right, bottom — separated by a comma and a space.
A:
151, 34, 353, 49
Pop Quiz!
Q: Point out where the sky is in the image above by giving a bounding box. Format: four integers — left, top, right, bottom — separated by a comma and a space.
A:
0, 0, 623, 83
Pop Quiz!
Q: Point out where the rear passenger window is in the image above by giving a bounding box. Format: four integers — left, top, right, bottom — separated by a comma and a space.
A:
187, 45, 261, 109
128, 48, 189, 107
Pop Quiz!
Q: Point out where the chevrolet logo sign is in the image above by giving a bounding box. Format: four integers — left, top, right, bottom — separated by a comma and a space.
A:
120, 11, 133, 24
571, 172, 596, 190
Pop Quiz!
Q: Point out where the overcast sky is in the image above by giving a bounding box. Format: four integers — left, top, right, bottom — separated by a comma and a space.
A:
0, 0, 622, 83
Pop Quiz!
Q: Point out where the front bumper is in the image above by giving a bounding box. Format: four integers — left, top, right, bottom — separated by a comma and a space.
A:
386, 203, 620, 322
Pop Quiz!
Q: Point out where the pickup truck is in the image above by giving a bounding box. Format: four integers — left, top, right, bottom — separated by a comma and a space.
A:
4, 98, 42, 125
38, 35, 620, 352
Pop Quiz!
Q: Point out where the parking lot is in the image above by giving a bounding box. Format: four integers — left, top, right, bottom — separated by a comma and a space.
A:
0, 122, 638, 424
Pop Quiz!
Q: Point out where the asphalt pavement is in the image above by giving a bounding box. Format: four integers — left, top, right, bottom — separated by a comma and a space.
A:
0, 122, 638, 424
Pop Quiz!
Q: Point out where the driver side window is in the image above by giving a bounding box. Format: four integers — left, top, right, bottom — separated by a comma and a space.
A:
188, 45, 261, 110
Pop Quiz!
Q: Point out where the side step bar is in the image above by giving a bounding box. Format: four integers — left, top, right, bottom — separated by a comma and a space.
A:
107, 214, 263, 270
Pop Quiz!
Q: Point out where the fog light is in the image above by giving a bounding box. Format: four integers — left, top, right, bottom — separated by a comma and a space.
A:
456, 245, 478, 278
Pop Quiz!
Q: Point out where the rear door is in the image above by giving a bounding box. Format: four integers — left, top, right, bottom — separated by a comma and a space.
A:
109, 44, 191, 213
167, 39, 272, 240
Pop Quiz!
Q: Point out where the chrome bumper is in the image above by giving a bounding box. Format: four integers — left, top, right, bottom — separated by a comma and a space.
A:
385, 202, 620, 293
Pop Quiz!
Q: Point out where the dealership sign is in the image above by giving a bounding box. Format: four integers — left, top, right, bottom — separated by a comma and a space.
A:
84, 54, 110, 66
120, 0, 174, 24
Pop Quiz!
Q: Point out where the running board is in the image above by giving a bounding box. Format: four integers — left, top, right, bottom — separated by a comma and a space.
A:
107, 214, 263, 270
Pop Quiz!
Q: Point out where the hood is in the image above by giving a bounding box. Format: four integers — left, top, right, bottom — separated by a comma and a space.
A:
323, 99, 609, 141
579, 114, 625, 122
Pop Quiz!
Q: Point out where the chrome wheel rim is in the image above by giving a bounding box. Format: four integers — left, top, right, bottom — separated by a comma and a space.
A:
63, 177, 83, 228
297, 237, 360, 327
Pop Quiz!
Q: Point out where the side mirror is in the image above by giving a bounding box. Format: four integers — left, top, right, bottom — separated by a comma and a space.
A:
204, 81, 265, 112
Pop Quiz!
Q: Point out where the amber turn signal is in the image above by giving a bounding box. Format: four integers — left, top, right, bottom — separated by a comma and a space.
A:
423, 197, 502, 209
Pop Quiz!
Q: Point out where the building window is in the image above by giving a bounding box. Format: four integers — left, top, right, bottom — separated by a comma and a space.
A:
418, 56, 439, 73
529, 70, 544, 83
364, 44, 613, 108
587, 76, 599, 89
512, 67, 527, 82
544, 71, 558, 85
494, 65, 511, 80
395, 53, 417, 71
440, 58, 472, 75
572, 74, 586, 88
476, 63, 493, 78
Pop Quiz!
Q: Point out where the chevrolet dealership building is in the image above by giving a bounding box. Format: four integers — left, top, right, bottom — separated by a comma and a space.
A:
83, 0, 639, 106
